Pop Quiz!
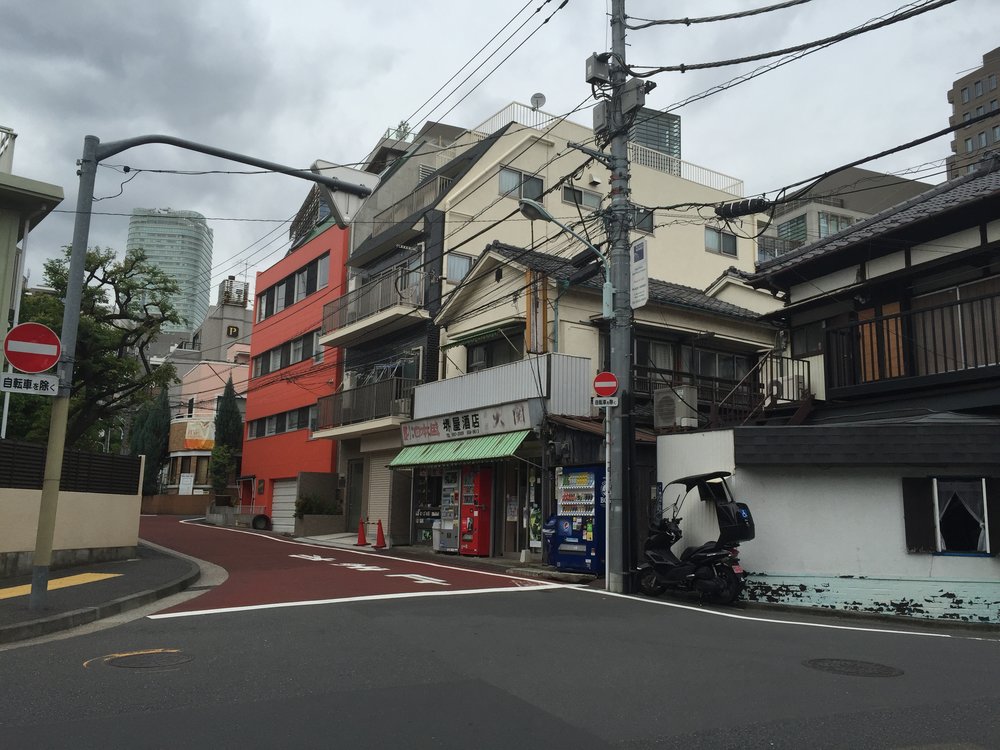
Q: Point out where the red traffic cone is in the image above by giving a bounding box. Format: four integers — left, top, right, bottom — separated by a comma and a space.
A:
354, 519, 368, 546
373, 519, 387, 549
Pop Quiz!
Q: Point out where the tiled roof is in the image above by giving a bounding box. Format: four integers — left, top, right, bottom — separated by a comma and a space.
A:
753, 157, 1000, 278
488, 241, 762, 321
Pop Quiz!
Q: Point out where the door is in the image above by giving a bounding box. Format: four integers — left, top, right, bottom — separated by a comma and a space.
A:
271, 479, 297, 534
346, 459, 364, 531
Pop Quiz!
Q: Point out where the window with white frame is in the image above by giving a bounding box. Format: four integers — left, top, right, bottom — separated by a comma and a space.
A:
705, 227, 737, 256
962, 87, 970, 103
966, 137, 974, 153
902, 477, 998, 554
446, 253, 474, 282
818, 211, 855, 238
777, 214, 807, 245
562, 186, 602, 210
975, 80, 983, 97
499, 167, 543, 201
994, 125, 1000, 142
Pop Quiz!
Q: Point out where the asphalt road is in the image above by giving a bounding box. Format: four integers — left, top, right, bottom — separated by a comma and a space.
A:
1, 519, 998, 749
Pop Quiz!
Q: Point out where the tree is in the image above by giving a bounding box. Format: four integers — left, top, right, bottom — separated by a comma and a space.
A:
130, 387, 171, 495
7, 247, 180, 448
210, 444, 235, 501
214, 376, 243, 452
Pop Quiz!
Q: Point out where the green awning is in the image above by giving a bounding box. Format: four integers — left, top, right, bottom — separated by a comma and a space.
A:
441, 322, 524, 350
389, 430, 532, 468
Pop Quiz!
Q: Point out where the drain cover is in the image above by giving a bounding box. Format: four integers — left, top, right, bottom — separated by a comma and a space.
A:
803, 658, 903, 678
106, 651, 193, 670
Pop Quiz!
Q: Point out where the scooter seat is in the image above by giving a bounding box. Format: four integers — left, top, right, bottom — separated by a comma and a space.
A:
680, 541, 719, 561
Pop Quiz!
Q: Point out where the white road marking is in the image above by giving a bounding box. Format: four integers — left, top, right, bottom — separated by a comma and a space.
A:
147, 584, 561, 620
575, 587, 964, 639
169, 517, 555, 585
386, 574, 450, 586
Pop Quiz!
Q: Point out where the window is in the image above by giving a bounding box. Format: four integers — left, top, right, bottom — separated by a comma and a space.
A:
902, 477, 998, 554
318, 254, 329, 289
255, 253, 330, 322
252, 329, 322, 378
976, 105, 985, 117
777, 214, 807, 244
818, 212, 855, 238
466, 330, 524, 372
791, 321, 824, 357
965, 137, 974, 153
964, 112, 972, 124
991, 74, 998, 91
975, 80, 983, 97
499, 167, 543, 200
274, 281, 287, 314
248, 405, 316, 440
633, 207, 655, 234
992, 100, 999, 112
562, 186, 602, 209
962, 87, 970, 103
705, 227, 738, 256
994, 125, 1000, 142
980, 132, 988, 148
446, 253, 474, 282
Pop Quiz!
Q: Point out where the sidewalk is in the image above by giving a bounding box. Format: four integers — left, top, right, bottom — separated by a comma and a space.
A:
0, 544, 199, 645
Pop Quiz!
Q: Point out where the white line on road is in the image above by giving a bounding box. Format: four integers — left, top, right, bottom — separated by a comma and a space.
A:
147, 583, 561, 620
573, 587, 984, 640
171, 517, 554, 585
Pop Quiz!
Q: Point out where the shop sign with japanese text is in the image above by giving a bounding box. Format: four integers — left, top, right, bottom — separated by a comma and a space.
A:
400, 400, 537, 445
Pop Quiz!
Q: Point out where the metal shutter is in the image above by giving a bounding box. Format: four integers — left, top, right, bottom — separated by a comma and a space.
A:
271, 479, 298, 534
366, 451, 395, 530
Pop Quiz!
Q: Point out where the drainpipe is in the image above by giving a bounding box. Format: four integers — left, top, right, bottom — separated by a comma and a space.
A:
551, 279, 569, 353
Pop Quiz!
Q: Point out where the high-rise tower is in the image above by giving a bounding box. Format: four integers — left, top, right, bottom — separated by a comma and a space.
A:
126, 208, 213, 333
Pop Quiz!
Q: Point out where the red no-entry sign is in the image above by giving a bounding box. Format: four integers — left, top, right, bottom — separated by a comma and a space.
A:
593, 371, 619, 397
4, 322, 61, 374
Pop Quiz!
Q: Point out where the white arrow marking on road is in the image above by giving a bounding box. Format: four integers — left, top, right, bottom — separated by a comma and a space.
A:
385, 574, 450, 586
289, 554, 337, 562
334, 562, 390, 572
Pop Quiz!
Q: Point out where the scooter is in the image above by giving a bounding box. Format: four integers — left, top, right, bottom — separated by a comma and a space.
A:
636, 471, 753, 605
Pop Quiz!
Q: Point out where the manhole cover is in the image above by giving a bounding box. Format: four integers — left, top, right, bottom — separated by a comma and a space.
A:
106, 651, 193, 670
803, 658, 903, 678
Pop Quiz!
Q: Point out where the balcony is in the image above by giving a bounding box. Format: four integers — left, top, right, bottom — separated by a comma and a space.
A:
318, 267, 429, 348
635, 354, 812, 428
627, 142, 744, 196
825, 291, 1000, 396
312, 377, 419, 439
354, 174, 454, 246
757, 235, 803, 264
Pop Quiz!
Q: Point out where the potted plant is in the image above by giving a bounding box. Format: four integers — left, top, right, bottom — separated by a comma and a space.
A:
293, 493, 346, 537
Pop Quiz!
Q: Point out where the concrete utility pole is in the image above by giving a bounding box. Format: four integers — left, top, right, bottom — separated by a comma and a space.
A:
29, 135, 373, 610
605, 0, 635, 594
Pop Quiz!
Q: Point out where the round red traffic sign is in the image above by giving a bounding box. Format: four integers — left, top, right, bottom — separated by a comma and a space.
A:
4, 322, 61, 374
593, 371, 619, 397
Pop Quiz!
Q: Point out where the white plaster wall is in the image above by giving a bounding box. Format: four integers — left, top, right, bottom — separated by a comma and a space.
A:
0, 489, 141, 552
657, 430, 1000, 583
709, 281, 784, 316
911, 227, 981, 265
866, 251, 907, 279
789, 266, 859, 303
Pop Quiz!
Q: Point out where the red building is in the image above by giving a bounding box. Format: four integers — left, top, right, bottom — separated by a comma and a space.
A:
240, 199, 348, 533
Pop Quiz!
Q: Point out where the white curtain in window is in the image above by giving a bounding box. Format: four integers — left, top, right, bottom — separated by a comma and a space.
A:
937, 479, 987, 552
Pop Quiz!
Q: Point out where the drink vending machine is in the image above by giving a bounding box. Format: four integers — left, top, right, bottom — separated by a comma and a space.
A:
459, 466, 492, 556
435, 470, 460, 552
544, 464, 606, 573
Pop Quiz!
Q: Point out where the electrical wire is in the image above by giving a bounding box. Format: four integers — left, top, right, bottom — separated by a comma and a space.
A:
628, 0, 957, 76
627, 0, 814, 29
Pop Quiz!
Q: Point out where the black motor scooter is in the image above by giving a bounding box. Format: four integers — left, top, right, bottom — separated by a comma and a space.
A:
637, 471, 754, 605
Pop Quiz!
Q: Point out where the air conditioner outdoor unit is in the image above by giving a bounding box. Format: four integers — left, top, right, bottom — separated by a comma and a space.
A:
653, 385, 699, 429
393, 397, 413, 416
342, 371, 358, 391
769, 374, 805, 402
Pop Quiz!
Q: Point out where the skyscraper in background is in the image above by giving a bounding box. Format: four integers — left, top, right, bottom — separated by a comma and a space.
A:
946, 46, 1000, 179
126, 208, 213, 333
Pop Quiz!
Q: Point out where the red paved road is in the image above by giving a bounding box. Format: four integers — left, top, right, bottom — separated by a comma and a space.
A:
141, 516, 555, 616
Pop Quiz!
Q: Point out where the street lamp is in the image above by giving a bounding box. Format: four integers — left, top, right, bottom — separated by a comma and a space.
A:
518, 198, 614, 319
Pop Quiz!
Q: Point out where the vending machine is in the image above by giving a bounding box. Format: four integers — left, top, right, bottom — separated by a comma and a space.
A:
436, 469, 461, 553
548, 464, 606, 573
459, 466, 492, 556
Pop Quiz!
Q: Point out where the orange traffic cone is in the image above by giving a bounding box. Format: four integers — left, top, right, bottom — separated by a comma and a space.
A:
373, 519, 387, 549
354, 519, 368, 546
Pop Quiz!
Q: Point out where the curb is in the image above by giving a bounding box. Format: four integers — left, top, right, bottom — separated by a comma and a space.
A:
0, 553, 200, 645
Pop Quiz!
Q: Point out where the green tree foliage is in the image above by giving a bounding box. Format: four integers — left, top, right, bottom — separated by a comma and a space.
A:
7, 247, 179, 448
213, 375, 243, 452
129, 388, 171, 495
210, 443, 235, 500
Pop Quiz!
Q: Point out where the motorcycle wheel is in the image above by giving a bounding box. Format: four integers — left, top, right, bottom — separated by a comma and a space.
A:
704, 566, 743, 605
638, 569, 667, 597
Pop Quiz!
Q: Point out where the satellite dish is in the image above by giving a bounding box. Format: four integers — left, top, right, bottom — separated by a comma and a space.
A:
530, 92, 546, 110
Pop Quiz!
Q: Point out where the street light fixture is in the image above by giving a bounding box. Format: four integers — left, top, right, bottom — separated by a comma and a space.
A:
518, 198, 614, 319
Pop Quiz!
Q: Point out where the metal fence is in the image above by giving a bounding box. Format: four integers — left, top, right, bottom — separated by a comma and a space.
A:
316, 377, 419, 429
322, 267, 426, 333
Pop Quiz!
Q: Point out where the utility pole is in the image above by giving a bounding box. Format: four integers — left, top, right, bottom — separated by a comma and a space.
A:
605, 0, 634, 595
28, 134, 374, 610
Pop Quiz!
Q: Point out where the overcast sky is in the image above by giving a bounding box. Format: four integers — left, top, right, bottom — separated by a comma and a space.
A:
3, 0, 995, 301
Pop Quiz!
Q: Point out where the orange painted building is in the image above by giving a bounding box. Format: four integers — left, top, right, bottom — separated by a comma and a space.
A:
240, 216, 348, 532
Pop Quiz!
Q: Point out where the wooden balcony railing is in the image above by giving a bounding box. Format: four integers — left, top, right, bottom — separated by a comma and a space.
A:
825, 291, 1000, 391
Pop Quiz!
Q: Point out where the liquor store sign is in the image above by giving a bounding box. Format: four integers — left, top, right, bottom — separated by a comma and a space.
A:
401, 400, 537, 445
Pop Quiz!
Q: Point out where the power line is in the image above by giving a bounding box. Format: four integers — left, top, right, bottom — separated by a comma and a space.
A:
627, 0, 814, 29
628, 0, 957, 76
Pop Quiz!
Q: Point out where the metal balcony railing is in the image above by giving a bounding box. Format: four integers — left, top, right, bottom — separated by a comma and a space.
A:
757, 235, 804, 264
315, 377, 419, 429
0, 126, 16, 173
322, 267, 426, 333
826, 291, 1000, 390
356, 174, 454, 245
627, 142, 744, 196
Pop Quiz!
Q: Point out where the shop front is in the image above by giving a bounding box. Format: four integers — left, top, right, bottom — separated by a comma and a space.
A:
391, 401, 547, 559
